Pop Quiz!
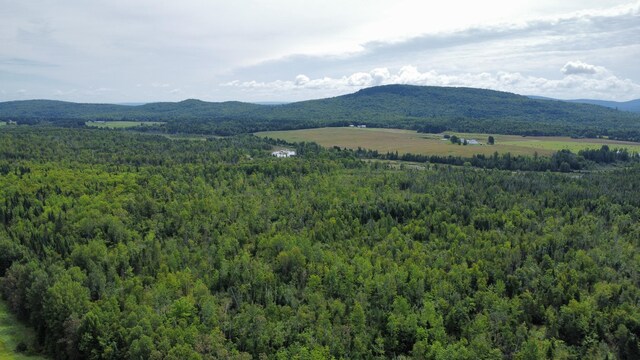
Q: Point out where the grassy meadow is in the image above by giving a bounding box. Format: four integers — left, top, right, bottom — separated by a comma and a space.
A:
86, 121, 165, 128
0, 301, 47, 360
258, 127, 640, 157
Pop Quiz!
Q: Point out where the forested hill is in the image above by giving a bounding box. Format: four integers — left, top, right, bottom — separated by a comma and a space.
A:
2, 85, 640, 138
566, 98, 640, 113
0, 98, 265, 120
283, 85, 639, 125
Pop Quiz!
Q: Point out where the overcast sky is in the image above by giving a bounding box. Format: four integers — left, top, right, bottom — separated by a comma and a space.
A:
1, 0, 639, 103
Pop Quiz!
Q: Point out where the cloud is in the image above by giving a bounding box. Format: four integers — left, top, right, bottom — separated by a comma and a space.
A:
227, 1, 640, 93
294, 75, 309, 86
347, 72, 373, 86
352, 1, 640, 59
371, 68, 391, 85
223, 64, 640, 101
561, 61, 602, 75
1, 1, 639, 102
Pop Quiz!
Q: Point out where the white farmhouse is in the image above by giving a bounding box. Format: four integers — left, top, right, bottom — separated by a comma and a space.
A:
272, 150, 296, 158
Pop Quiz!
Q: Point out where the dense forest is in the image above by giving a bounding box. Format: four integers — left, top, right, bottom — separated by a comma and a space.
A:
320, 144, 637, 172
3, 85, 640, 139
1, 127, 639, 359
565, 99, 640, 114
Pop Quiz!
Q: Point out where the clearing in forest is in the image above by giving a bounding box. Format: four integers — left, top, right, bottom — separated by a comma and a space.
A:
257, 127, 640, 157
0, 301, 47, 360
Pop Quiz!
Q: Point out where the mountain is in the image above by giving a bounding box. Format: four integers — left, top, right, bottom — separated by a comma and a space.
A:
2, 85, 640, 139
566, 99, 640, 113
527, 96, 640, 113
0, 98, 264, 120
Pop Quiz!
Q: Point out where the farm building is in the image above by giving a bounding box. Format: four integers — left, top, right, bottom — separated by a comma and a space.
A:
272, 150, 296, 158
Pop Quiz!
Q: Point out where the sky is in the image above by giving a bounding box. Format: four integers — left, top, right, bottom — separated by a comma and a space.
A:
1, 0, 639, 103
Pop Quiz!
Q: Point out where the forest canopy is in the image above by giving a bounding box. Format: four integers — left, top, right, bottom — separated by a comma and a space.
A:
0, 127, 639, 359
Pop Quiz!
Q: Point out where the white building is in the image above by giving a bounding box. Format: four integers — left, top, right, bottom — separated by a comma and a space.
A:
272, 150, 296, 158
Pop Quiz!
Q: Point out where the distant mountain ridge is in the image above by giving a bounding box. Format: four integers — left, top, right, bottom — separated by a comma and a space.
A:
2, 85, 636, 120
2, 85, 640, 139
527, 96, 640, 113
566, 99, 640, 113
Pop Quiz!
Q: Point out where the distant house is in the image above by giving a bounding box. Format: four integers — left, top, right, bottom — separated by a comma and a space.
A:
349, 124, 355, 127
467, 139, 480, 145
7, 120, 17, 125
272, 150, 296, 158
357, 125, 367, 128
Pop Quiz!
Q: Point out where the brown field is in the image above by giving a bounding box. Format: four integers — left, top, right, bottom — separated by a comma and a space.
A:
257, 127, 640, 157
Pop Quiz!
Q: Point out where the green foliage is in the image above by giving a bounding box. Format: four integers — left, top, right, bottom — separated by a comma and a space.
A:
0, 127, 639, 359
352, 145, 636, 172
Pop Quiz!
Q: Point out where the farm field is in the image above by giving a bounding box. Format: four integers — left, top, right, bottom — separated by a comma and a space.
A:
0, 301, 47, 360
258, 127, 640, 157
85, 121, 165, 128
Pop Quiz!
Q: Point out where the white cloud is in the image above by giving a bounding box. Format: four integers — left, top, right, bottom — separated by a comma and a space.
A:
223, 64, 640, 101
220, 1, 640, 102
294, 75, 309, 86
1, 1, 639, 102
561, 61, 602, 75
371, 68, 391, 85
347, 72, 373, 86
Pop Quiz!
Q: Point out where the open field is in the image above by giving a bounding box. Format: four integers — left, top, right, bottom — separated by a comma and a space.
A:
86, 121, 165, 128
0, 301, 47, 360
258, 127, 640, 157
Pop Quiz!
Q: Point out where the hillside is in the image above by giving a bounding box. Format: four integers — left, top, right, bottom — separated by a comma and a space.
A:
282, 85, 640, 126
2, 85, 640, 139
0, 99, 264, 120
567, 98, 640, 113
